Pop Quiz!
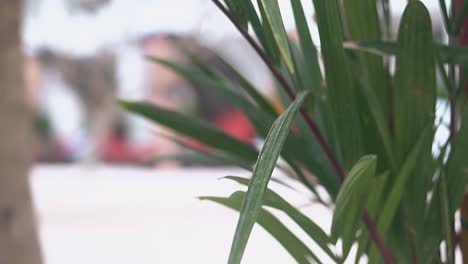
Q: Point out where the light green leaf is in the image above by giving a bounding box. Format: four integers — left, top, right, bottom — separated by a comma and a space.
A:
224, 176, 338, 261
344, 41, 468, 65
343, 41, 397, 57
227, 91, 310, 264
257, 0, 294, 73
200, 192, 317, 264
332, 155, 377, 257
257, 3, 282, 66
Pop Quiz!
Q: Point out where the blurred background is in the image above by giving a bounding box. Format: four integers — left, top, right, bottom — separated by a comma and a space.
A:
20, 0, 445, 263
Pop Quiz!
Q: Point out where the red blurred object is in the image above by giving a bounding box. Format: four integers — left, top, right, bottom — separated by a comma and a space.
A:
187, 109, 256, 151
213, 109, 256, 143
99, 133, 149, 164
100, 134, 138, 163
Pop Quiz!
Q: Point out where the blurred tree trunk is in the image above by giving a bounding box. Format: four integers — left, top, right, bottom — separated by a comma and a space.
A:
0, 1, 43, 264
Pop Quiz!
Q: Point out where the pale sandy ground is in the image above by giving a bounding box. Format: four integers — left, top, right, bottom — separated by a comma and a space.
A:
30, 165, 334, 264
30, 165, 464, 263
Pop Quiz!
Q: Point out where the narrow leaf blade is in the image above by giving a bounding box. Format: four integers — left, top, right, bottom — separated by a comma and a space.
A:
120, 101, 258, 162
200, 192, 317, 264
227, 91, 310, 264
331, 155, 377, 257
313, 0, 363, 169
224, 176, 338, 261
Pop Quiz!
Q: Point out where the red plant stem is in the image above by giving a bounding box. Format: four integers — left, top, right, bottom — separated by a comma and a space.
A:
300, 110, 346, 181
453, 0, 466, 261
454, 0, 467, 140
210, 1, 394, 263
363, 211, 395, 263
407, 224, 419, 264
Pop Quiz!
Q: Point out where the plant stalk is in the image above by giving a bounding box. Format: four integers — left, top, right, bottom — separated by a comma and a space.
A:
363, 210, 395, 263
381, 0, 391, 40
460, 193, 468, 264
450, 1, 461, 262
210, 1, 394, 262
441, 169, 454, 264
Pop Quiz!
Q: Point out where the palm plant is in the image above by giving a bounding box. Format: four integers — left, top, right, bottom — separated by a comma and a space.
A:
122, 0, 468, 263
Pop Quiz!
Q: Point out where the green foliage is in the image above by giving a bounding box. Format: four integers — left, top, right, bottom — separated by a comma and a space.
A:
447, 110, 468, 215
225, 91, 310, 264
120, 101, 258, 162
314, 0, 363, 170
344, 41, 468, 65
257, 0, 294, 74
123, 0, 468, 263
332, 155, 377, 257
200, 192, 318, 264
223, 176, 337, 261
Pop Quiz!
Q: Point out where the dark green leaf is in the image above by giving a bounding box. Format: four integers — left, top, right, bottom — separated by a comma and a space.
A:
149, 133, 253, 170
313, 0, 363, 170
355, 171, 390, 262
343, 0, 394, 172
343, 0, 387, 113
290, 0, 323, 98
120, 101, 258, 162
225, 0, 248, 31
147, 56, 275, 137
447, 110, 468, 215
208, 52, 278, 117
393, 1, 436, 229
377, 125, 433, 237
148, 153, 237, 167
439, 169, 454, 264
438, 0, 451, 33
367, 125, 433, 262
